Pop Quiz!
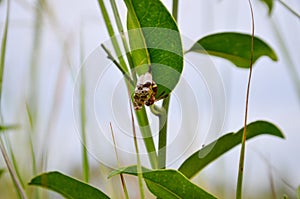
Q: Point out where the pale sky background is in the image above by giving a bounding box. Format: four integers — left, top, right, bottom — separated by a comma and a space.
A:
0, 0, 300, 198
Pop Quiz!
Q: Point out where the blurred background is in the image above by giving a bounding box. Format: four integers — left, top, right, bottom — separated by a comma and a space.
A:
0, 0, 299, 198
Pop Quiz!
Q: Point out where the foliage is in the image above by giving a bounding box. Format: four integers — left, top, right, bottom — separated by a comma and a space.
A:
187, 32, 277, 68
1, 0, 298, 198
178, 121, 284, 178
29, 172, 110, 199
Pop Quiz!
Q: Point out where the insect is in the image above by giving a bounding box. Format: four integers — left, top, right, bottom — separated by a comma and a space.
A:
133, 72, 158, 110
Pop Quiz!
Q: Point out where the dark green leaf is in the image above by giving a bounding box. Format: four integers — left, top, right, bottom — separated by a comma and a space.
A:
125, 0, 184, 99
110, 166, 216, 199
179, 120, 284, 179
260, 0, 273, 15
29, 171, 110, 199
187, 32, 278, 68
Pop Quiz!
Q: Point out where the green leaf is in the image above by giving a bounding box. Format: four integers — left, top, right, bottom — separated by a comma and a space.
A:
110, 166, 216, 199
29, 171, 110, 199
187, 32, 278, 68
125, 0, 184, 99
297, 185, 300, 199
260, 0, 273, 15
178, 120, 284, 179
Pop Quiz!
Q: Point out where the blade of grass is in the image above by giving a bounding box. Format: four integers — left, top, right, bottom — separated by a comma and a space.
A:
0, 1, 27, 198
109, 123, 129, 199
128, 95, 145, 199
97, 0, 129, 74
172, 0, 179, 21
79, 28, 89, 183
135, 108, 158, 169
236, 0, 255, 198
109, 0, 135, 81
277, 0, 300, 19
158, 96, 169, 169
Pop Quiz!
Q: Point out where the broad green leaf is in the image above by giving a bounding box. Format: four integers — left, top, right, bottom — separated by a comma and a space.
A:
179, 121, 284, 179
125, 0, 184, 99
187, 32, 278, 68
110, 166, 216, 199
29, 171, 110, 199
0, 169, 5, 178
260, 0, 273, 15
297, 185, 300, 199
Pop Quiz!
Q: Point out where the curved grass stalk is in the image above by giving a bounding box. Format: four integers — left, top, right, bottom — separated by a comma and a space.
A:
110, 123, 129, 199
236, 0, 255, 198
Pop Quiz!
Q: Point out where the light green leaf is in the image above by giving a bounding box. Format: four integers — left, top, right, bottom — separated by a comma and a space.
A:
29, 171, 110, 199
187, 32, 278, 68
125, 0, 184, 99
179, 120, 284, 179
297, 185, 300, 199
260, 0, 273, 15
110, 166, 216, 199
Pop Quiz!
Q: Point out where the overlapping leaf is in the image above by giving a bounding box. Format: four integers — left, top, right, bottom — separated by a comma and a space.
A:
110, 166, 216, 199
179, 121, 284, 179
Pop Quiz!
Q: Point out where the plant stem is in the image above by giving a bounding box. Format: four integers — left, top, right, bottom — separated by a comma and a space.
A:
277, 0, 300, 19
158, 96, 169, 169
236, 0, 255, 198
79, 29, 89, 183
97, 0, 129, 74
135, 108, 158, 169
172, 0, 179, 21
80, 73, 89, 182
110, 123, 129, 199
109, 0, 135, 75
101, 44, 158, 169
155, 0, 179, 169
129, 101, 145, 199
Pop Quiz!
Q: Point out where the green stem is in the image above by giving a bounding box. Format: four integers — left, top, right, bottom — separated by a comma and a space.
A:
129, 104, 145, 199
79, 29, 89, 183
158, 97, 169, 169
101, 44, 157, 169
109, 0, 135, 77
172, 0, 179, 21
135, 108, 158, 169
97, 0, 129, 74
277, 0, 300, 19
110, 123, 130, 199
154, 0, 179, 170
236, 0, 255, 198
80, 74, 89, 182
